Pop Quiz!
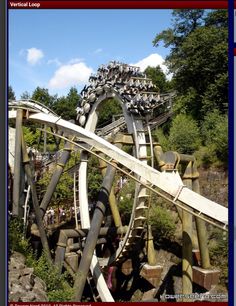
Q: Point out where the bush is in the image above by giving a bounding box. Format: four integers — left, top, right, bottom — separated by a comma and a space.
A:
152, 129, 170, 152
9, 217, 31, 255
200, 110, 228, 166
149, 205, 176, 241
118, 180, 135, 224
208, 228, 228, 286
168, 114, 201, 154
9, 218, 74, 301
30, 252, 74, 301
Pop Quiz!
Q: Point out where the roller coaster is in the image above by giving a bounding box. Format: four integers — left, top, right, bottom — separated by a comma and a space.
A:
8, 61, 228, 302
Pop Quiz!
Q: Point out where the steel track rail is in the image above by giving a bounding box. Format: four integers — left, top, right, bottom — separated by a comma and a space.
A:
9, 109, 228, 226
39, 128, 228, 232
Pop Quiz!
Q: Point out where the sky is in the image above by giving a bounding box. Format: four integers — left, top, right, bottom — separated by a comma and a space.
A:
8, 9, 173, 99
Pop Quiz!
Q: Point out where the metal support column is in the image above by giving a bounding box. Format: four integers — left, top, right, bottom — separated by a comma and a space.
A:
99, 155, 122, 228
40, 141, 73, 216
21, 134, 52, 262
192, 162, 210, 269
73, 162, 117, 301
182, 161, 193, 300
146, 224, 157, 265
12, 109, 24, 217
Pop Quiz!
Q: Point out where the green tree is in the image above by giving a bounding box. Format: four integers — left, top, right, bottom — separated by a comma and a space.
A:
153, 10, 205, 52
38, 169, 74, 206
21, 91, 31, 99
168, 114, 201, 154
144, 65, 172, 92
200, 110, 228, 165
32, 87, 57, 109
22, 126, 41, 147
53, 87, 80, 120
97, 98, 122, 127
8, 86, 16, 100
87, 155, 103, 201
153, 9, 228, 120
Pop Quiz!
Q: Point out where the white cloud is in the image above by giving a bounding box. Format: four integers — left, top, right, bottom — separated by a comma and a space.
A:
27, 47, 44, 65
48, 61, 93, 89
47, 58, 62, 66
131, 53, 172, 80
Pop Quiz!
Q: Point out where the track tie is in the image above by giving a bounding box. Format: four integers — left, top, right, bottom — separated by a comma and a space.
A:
135, 205, 148, 212
133, 226, 145, 230
134, 216, 146, 221
137, 194, 149, 199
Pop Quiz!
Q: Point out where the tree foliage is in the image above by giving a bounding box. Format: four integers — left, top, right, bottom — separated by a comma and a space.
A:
87, 155, 103, 201
144, 65, 171, 92
149, 205, 176, 241
53, 87, 80, 120
31, 87, 57, 109
8, 86, 16, 100
21, 91, 31, 100
200, 110, 228, 165
97, 98, 122, 127
152, 9, 228, 167
168, 114, 201, 154
153, 9, 228, 121
38, 170, 73, 205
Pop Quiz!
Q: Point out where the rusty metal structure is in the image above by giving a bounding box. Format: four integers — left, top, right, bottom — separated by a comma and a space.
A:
8, 62, 228, 302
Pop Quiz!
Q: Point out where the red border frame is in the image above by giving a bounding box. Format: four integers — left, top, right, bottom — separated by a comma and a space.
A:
8, 0, 228, 9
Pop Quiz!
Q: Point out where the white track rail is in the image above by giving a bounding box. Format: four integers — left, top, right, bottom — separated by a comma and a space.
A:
9, 110, 228, 226
9, 107, 228, 302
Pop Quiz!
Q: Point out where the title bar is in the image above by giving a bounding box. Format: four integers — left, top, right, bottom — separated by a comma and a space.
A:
8, 0, 228, 9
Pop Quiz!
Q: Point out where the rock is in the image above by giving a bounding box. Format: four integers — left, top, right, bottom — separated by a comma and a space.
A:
9, 291, 22, 302
9, 259, 25, 270
19, 274, 35, 290
9, 284, 26, 301
8, 252, 48, 302
34, 276, 47, 291
21, 267, 34, 276
9, 252, 26, 269
32, 287, 49, 301
9, 278, 18, 290
9, 270, 21, 282
142, 288, 157, 301
20, 291, 36, 302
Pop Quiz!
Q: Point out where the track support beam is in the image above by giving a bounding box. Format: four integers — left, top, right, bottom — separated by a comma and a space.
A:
21, 134, 52, 263
12, 109, 24, 217
182, 161, 193, 300
192, 162, 210, 269
40, 141, 73, 216
73, 162, 117, 301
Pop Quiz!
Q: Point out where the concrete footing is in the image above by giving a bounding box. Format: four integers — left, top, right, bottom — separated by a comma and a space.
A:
140, 264, 163, 287
193, 266, 220, 290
